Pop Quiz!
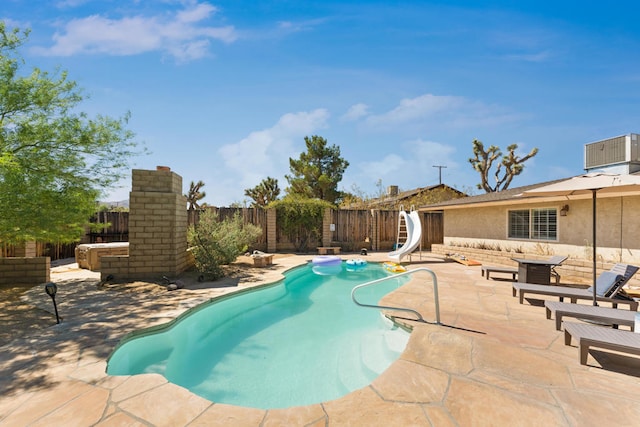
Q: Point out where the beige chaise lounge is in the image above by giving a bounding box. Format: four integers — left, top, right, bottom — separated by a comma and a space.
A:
545, 301, 637, 331
512, 263, 639, 310
563, 321, 640, 365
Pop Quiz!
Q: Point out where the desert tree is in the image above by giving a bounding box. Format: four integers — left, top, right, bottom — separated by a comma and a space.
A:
0, 23, 142, 243
186, 180, 206, 210
469, 139, 538, 193
244, 176, 280, 207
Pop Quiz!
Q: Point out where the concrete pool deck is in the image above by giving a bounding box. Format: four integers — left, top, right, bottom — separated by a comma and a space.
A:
2, 252, 640, 426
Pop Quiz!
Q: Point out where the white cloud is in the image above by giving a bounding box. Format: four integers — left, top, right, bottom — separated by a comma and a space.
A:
341, 103, 369, 121
55, 0, 90, 7
217, 109, 330, 197
366, 93, 523, 130
32, 2, 237, 61
504, 50, 552, 62
353, 138, 460, 191
359, 153, 406, 178
1, 18, 29, 30
367, 94, 464, 126
276, 18, 326, 34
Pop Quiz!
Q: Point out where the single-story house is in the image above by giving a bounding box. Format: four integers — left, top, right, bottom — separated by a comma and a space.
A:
420, 134, 640, 266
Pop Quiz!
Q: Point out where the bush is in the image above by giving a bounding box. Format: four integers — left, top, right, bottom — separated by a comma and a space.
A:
269, 197, 333, 252
187, 210, 262, 279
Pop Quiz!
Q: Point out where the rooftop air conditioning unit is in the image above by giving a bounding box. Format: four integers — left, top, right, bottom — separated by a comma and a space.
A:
584, 133, 640, 174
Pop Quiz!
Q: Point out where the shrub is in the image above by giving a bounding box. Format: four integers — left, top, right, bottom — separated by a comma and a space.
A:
269, 197, 333, 252
187, 209, 262, 279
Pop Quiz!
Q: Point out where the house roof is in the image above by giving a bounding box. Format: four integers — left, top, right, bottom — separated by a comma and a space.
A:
369, 183, 465, 208
419, 177, 571, 211
421, 170, 640, 211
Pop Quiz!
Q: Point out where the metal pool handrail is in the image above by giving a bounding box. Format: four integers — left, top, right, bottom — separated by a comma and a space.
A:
351, 267, 441, 324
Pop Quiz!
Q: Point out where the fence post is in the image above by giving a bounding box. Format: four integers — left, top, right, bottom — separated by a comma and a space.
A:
322, 208, 333, 247
267, 208, 277, 253
371, 209, 380, 251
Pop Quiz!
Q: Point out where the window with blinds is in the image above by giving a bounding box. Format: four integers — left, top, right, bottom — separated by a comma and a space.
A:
508, 208, 557, 241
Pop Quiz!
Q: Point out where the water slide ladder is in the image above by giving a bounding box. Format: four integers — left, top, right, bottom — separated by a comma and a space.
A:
395, 204, 409, 251
351, 268, 441, 324
389, 205, 422, 262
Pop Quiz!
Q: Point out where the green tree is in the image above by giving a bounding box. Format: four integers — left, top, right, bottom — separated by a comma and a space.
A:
285, 135, 349, 204
244, 176, 280, 207
186, 180, 206, 210
0, 23, 141, 244
270, 196, 332, 252
469, 139, 538, 193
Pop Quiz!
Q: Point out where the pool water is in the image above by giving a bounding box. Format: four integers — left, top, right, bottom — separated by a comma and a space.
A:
107, 262, 410, 409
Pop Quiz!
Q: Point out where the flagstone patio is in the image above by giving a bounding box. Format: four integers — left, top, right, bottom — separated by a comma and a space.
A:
1, 253, 640, 426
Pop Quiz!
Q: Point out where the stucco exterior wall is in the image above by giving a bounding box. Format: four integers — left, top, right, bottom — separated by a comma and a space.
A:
442, 195, 640, 264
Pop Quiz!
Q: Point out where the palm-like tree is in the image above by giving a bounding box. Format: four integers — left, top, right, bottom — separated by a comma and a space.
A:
186, 180, 206, 210
244, 177, 280, 207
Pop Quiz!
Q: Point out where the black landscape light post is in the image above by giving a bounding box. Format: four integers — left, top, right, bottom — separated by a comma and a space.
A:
44, 282, 60, 324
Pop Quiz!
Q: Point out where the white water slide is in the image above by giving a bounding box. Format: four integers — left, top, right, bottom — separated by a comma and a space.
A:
387, 210, 422, 262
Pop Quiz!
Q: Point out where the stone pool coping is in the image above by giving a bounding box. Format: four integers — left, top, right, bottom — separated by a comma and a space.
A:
2, 253, 640, 426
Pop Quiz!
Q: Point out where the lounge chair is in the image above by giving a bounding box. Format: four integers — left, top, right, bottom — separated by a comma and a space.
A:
545, 301, 637, 331
512, 263, 639, 310
563, 321, 640, 365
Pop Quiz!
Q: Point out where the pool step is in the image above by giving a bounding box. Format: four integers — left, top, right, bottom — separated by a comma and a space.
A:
335, 321, 409, 393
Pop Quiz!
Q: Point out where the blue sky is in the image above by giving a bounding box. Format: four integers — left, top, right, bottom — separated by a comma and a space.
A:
4, 1, 640, 205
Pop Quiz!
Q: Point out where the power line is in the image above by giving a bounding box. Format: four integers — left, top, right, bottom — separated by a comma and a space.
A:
433, 165, 447, 185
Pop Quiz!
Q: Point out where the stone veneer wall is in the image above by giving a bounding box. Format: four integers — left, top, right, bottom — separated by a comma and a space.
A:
431, 244, 640, 287
0, 257, 50, 285
101, 167, 190, 280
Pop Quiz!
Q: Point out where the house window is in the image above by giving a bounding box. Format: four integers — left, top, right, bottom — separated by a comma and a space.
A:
508, 208, 557, 241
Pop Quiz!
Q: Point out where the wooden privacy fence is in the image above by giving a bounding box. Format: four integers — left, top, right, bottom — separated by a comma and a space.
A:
1, 242, 78, 260
188, 207, 269, 249
106, 207, 443, 252
89, 211, 129, 243
1, 208, 443, 260
330, 209, 443, 251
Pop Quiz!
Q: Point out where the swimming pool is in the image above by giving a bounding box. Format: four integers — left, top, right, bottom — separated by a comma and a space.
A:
107, 262, 410, 409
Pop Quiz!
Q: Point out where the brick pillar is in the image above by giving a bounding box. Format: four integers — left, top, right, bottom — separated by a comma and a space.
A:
14, 241, 37, 257
102, 166, 189, 280
266, 208, 277, 253
371, 209, 380, 251
322, 208, 332, 247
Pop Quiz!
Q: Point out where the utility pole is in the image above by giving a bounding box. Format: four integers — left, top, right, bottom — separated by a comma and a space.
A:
433, 165, 447, 185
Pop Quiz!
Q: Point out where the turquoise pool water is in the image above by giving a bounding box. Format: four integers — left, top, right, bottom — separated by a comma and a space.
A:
107, 262, 410, 409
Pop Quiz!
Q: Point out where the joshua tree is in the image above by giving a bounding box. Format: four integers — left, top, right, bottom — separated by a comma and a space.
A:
244, 177, 281, 207
186, 180, 206, 210
469, 139, 538, 193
